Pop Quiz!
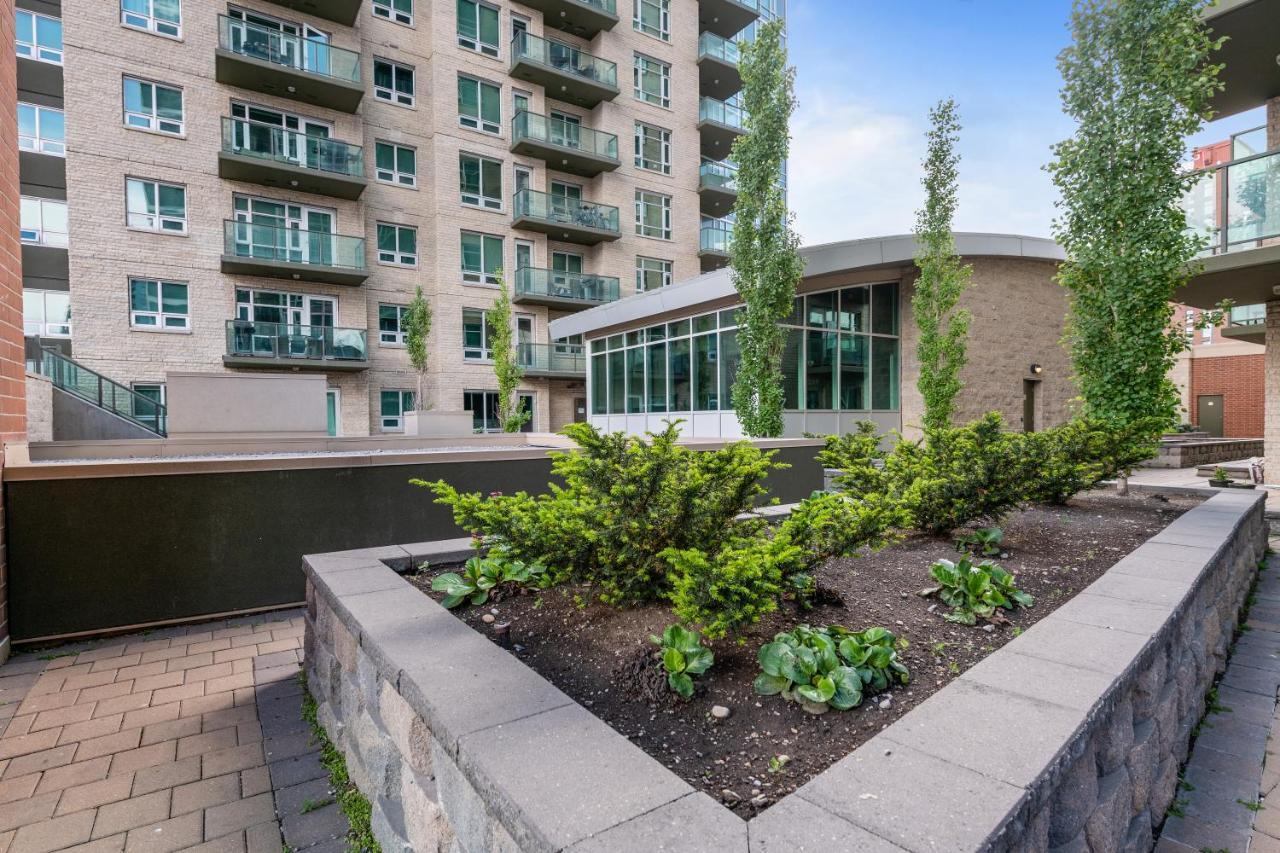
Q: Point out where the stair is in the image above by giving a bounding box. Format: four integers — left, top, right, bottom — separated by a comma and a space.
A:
32, 348, 167, 437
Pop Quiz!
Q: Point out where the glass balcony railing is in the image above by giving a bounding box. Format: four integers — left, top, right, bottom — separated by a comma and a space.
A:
514, 267, 620, 304
1229, 304, 1266, 326
37, 348, 167, 435
699, 97, 746, 130
698, 32, 741, 66
572, 0, 616, 13
1184, 148, 1280, 256
225, 320, 368, 364
518, 342, 586, 375
701, 222, 733, 254
221, 117, 364, 178
700, 160, 739, 193
222, 220, 366, 271
511, 31, 617, 90
512, 111, 618, 161
513, 188, 620, 234
217, 15, 361, 85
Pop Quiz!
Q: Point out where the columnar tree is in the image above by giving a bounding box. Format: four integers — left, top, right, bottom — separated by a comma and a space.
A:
728, 18, 804, 438
488, 270, 530, 432
404, 285, 432, 411
913, 99, 972, 434
1047, 0, 1223, 429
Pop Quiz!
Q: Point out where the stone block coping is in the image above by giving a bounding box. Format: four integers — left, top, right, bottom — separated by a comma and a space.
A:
302, 487, 1266, 852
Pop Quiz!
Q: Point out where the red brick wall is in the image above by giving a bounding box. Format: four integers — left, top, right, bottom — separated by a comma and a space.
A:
0, 0, 26, 659
1189, 353, 1265, 438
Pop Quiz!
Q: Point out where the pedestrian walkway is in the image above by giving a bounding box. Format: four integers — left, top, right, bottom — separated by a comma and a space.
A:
1128, 465, 1280, 511
0, 610, 350, 853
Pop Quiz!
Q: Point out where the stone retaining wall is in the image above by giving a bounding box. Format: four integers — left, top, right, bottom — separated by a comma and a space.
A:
1145, 438, 1264, 468
303, 488, 1266, 852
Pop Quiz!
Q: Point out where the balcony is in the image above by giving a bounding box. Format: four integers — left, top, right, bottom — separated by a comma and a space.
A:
698, 32, 742, 101
218, 118, 366, 200
512, 188, 621, 245
261, 0, 363, 26
697, 0, 758, 39
1202, 0, 1280, 120
513, 267, 620, 311
699, 221, 731, 272
510, 111, 619, 178
699, 160, 738, 216
215, 15, 363, 113
1220, 304, 1267, 345
511, 0, 617, 38
518, 343, 586, 379
509, 32, 619, 109
224, 320, 369, 371
220, 220, 369, 286
699, 97, 746, 158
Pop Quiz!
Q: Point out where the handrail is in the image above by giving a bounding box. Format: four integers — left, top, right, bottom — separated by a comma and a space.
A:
221, 117, 364, 178
217, 15, 361, 84
1184, 147, 1280, 255
37, 348, 167, 436
225, 319, 369, 363
511, 31, 617, 88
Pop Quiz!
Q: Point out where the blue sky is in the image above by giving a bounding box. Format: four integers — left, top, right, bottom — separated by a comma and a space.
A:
786, 0, 1267, 245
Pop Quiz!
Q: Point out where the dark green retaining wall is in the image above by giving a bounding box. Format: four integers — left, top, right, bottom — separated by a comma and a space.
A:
5, 445, 822, 641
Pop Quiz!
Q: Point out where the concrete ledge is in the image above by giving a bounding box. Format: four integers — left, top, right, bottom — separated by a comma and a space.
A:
302, 488, 1266, 851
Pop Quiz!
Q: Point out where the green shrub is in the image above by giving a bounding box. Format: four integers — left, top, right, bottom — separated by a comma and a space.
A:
753, 625, 908, 712
430, 555, 548, 609
919, 556, 1034, 625
649, 624, 714, 699
663, 531, 798, 640
1022, 417, 1162, 505
815, 422, 887, 495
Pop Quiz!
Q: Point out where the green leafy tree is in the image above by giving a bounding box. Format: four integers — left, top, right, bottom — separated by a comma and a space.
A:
404, 286, 432, 411
728, 18, 804, 438
913, 99, 972, 434
1047, 0, 1223, 430
488, 270, 530, 432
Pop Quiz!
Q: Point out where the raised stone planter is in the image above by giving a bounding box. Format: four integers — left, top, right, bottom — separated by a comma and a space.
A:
302, 488, 1266, 852
1145, 437, 1263, 468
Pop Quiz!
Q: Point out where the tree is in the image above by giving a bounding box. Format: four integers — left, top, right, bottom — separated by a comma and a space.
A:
404, 285, 432, 411
1047, 0, 1223, 430
728, 18, 804, 438
913, 99, 972, 434
488, 270, 530, 432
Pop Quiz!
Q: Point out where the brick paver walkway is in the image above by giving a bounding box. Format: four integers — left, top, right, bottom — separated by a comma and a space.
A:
0, 610, 348, 853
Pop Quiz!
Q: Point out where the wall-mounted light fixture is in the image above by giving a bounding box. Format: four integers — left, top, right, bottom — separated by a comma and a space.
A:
1029, 363, 1043, 376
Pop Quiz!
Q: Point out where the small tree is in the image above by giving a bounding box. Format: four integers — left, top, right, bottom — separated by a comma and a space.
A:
728, 18, 804, 438
488, 270, 530, 432
913, 99, 972, 434
404, 286, 432, 411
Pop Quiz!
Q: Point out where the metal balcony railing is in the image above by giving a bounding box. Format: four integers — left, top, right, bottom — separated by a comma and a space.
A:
225, 319, 368, 364
36, 348, 167, 435
511, 31, 617, 89
513, 188, 620, 234
512, 111, 618, 161
514, 267, 620, 305
1183, 147, 1280, 256
221, 117, 364, 178
222, 220, 366, 271
518, 342, 587, 375
217, 15, 361, 84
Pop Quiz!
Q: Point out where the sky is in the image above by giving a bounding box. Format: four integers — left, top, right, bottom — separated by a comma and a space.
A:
785, 0, 1267, 246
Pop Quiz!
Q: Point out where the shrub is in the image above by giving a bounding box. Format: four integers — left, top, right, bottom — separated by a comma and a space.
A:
919, 556, 1034, 625
781, 489, 911, 577
649, 624, 714, 699
754, 625, 908, 712
815, 422, 887, 495
955, 526, 1003, 556
430, 555, 547, 609
1023, 417, 1163, 505
663, 531, 797, 640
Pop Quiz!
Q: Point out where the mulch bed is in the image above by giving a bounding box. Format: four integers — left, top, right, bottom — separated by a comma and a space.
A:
405, 489, 1202, 815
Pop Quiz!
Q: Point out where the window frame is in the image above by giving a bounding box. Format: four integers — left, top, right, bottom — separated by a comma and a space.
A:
19, 197, 68, 247
16, 10, 63, 65
462, 308, 496, 361
634, 121, 671, 174
373, 58, 416, 107
457, 74, 502, 135
17, 103, 65, 156
636, 256, 673, 292
456, 0, 501, 57
374, 140, 417, 187
120, 0, 182, 39
380, 389, 416, 432
372, 0, 413, 26
635, 189, 673, 240
376, 222, 418, 267
459, 152, 504, 211
378, 303, 409, 346
22, 289, 72, 338
129, 277, 191, 331
633, 0, 670, 41
125, 177, 188, 235
460, 231, 504, 285
122, 76, 185, 136
633, 54, 671, 108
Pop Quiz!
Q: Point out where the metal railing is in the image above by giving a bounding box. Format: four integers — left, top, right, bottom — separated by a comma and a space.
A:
699, 97, 746, 130
221, 117, 364, 178
701, 222, 733, 253
698, 31, 740, 66
513, 188, 620, 234
1228, 304, 1266, 326
37, 348, 167, 436
1183, 147, 1280, 256
514, 267, 620, 304
225, 320, 368, 363
217, 15, 361, 84
700, 159, 739, 193
512, 111, 618, 160
511, 31, 617, 89
518, 342, 587, 375
222, 220, 366, 271
567, 0, 616, 13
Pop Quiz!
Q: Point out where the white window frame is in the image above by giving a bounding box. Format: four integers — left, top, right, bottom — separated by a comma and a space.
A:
374, 141, 417, 187
633, 54, 671, 108
120, 0, 182, 39
634, 122, 671, 174
457, 0, 500, 58
125, 177, 187, 234
458, 74, 502, 135
633, 0, 670, 41
636, 256, 673, 292
372, 0, 412, 26
23, 289, 71, 338
19, 197, 68, 247
380, 389, 415, 432
635, 190, 673, 240
129, 277, 190, 331
462, 308, 494, 361
379, 303, 409, 346
377, 222, 418, 267
461, 231, 504, 285
373, 59, 415, 107
16, 10, 62, 65
459, 152, 504, 211
122, 77, 184, 135
17, 103, 65, 156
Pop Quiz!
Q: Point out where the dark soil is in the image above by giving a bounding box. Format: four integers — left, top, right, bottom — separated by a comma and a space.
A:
406, 489, 1201, 815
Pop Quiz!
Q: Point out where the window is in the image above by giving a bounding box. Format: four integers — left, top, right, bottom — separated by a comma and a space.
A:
633, 0, 670, 41
634, 122, 671, 174
634, 55, 670, 108
16, 10, 62, 64
377, 223, 417, 266
121, 0, 181, 38
379, 304, 409, 345
635, 190, 672, 239
123, 77, 184, 135
636, 257, 672, 292
22, 290, 71, 338
463, 308, 497, 360
17, 104, 65, 156
461, 232, 504, 285
129, 278, 189, 330
460, 153, 503, 210
375, 142, 417, 187
380, 390, 415, 431
126, 178, 187, 234
463, 390, 501, 433
457, 0, 500, 57
132, 384, 166, 432
458, 75, 501, 135
19, 198, 68, 247
374, 59, 415, 106
373, 0, 412, 25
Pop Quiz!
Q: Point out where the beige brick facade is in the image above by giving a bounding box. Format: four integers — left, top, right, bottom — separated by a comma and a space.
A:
57, 0, 718, 435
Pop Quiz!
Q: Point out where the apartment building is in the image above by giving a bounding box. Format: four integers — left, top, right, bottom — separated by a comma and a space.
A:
14, 0, 778, 436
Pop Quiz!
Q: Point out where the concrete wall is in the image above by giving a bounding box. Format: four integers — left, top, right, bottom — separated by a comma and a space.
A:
165, 372, 327, 438
49, 386, 156, 441
24, 373, 51, 443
